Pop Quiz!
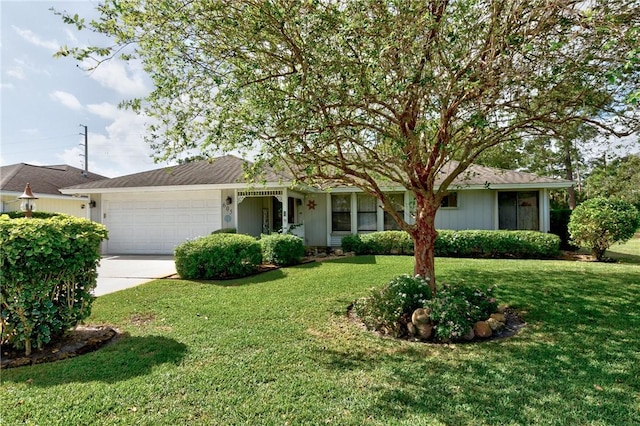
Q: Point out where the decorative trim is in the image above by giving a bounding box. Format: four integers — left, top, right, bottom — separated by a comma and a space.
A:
236, 189, 284, 204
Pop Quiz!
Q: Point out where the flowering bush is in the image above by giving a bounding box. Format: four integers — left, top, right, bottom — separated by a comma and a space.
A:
354, 275, 499, 343
425, 283, 498, 342
354, 274, 431, 336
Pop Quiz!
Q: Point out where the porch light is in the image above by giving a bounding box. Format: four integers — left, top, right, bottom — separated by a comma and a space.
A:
18, 183, 38, 218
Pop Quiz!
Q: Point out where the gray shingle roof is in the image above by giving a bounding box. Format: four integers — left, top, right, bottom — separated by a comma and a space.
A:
62, 155, 288, 190
0, 163, 108, 196
444, 162, 570, 187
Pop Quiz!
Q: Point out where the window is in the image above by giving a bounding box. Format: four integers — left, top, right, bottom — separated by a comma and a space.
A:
498, 191, 539, 230
384, 193, 404, 230
357, 194, 377, 231
441, 192, 458, 208
331, 194, 351, 232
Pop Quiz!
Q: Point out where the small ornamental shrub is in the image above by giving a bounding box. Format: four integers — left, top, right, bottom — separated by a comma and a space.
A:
425, 283, 498, 342
568, 197, 640, 260
174, 233, 262, 279
0, 214, 108, 355
260, 233, 305, 266
353, 274, 431, 336
341, 234, 364, 253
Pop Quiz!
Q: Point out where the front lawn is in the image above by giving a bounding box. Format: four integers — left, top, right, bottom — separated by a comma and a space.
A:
2, 252, 639, 425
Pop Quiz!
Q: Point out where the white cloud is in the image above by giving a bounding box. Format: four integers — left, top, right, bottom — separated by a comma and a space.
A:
13, 26, 59, 51
7, 66, 26, 80
50, 90, 83, 111
58, 106, 162, 177
0, 83, 15, 90
86, 102, 120, 120
84, 58, 148, 97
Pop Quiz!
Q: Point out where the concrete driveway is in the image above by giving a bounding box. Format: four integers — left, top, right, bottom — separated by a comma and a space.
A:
95, 255, 177, 296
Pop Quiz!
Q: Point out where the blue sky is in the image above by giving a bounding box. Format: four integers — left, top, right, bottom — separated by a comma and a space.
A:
1, 0, 164, 178
1, 1, 637, 179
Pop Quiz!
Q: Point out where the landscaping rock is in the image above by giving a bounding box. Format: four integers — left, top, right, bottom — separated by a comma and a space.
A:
390, 248, 401, 255
462, 328, 475, 341
490, 313, 506, 323
415, 323, 433, 339
497, 305, 508, 314
411, 308, 431, 325
487, 317, 504, 332
406, 322, 416, 336
473, 321, 492, 338
333, 249, 344, 256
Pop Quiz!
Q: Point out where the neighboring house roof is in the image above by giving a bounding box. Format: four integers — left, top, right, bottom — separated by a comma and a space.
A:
62, 155, 289, 192
59, 154, 572, 194
0, 163, 108, 197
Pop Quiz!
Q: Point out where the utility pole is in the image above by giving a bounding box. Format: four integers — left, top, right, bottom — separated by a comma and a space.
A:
79, 124, 88, 176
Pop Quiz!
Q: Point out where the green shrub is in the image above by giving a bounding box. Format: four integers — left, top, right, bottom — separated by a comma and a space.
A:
425, 283, 497, 342
342, 231, 414, 255
260, 233, 305, 266
341, 234, 364, 253
212, 227, 237, 234
568, 197, 640, 260
174, 233, 262, 279
0, 215, 108, 355
436, 230, 560, 258
4, 211, 61, 219
353, 274, 431, 336
344, 230, 559, 258
361, 231, 413, 255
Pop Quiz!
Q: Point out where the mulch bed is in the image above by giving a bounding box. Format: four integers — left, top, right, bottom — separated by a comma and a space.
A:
1, 326, 121, 369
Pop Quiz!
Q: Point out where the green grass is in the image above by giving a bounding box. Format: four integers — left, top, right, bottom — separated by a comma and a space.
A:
2, 245, 639, 425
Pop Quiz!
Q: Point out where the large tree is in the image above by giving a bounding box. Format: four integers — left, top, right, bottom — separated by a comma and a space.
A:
585, 153, 640, 209
57, 0, 639, 290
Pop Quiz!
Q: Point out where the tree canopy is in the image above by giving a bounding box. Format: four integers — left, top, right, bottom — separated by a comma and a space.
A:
585, 153, 640, 209
57, 0, 640, 287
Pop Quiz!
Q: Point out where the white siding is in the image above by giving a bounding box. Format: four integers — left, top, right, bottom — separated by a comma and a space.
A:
103, 190, 221, 254
434, 190, 495, 230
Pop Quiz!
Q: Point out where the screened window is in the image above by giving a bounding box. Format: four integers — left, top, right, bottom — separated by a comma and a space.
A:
357, 194, 377, 231
384, 193, 404, 230
441, 192, 458, 208
331, 194, 351, 232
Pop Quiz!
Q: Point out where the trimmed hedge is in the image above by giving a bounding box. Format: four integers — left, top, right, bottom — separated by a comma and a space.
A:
4, 211, 61, 219
260, 233, 305, 266
0, 214, 108, 355
343, 231, 413, 255
212, 227, 237, 234
342, 230, 560, 259
174, 233, 262, 279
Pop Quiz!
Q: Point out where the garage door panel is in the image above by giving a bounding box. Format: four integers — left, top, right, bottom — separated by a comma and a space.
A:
104, 190, 221, 254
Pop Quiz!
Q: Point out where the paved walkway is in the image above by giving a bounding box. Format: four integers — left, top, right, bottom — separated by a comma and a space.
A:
95, 255, 177, 296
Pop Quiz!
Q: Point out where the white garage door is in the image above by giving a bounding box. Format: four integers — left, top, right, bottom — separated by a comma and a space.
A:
103, 190, 221, 254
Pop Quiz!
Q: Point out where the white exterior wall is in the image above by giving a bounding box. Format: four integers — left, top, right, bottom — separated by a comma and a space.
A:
303, 194, 327, 246
434, 190, 495, 230
1, 195, 90, 218
101, 190, 221, 254
324, 189, 553, 246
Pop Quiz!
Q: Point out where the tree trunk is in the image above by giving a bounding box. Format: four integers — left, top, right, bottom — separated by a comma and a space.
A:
410, 195, 439, 294
563, 144, 577, 209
